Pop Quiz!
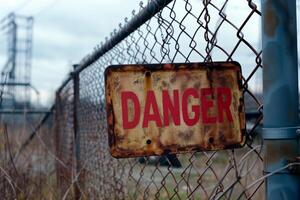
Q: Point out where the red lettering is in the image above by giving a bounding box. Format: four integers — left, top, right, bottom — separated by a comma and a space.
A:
217, 87, 233, 122
162, 90, 180, 126
143, 90, 163, 128
201, 88, 217, 124
121, 87, 233, 129
182, 88, 200, 126
121, 91, 140, 129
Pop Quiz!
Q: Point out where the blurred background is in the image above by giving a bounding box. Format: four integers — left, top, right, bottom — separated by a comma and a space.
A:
0, 0, 299, 199
0, 0, 151, 108
2, 0, 300, 109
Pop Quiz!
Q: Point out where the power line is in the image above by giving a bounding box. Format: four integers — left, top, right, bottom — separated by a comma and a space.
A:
0, 0, 33, 20
33, 0, 61, 17
14, 0, 34, 12
1, 0, 61, 21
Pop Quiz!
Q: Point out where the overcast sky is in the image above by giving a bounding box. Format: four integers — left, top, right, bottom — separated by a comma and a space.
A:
0, 0, 149, 106
0, 0, 292, 108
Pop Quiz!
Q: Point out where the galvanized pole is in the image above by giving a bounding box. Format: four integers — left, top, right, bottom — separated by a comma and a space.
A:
262, 0, 300, 199
73, 65, 81, 200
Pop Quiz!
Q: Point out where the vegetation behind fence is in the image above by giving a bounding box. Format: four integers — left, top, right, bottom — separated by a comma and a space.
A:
1, 0, 264, 199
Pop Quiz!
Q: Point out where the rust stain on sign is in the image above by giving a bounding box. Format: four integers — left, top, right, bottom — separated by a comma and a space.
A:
105, 62, 245, 158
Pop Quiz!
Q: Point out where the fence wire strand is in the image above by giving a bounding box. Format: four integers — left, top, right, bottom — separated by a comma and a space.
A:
1, 0, 265, 199
68, 0, 263, 199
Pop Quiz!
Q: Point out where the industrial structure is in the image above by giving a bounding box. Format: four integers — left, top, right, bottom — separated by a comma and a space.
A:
0, 13, 34, 110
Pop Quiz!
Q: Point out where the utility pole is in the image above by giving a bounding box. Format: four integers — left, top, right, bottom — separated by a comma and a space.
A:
262, 0, 300, 199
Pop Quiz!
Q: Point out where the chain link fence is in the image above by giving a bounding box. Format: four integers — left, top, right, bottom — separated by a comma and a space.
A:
60, 0, 263, 199
0, 115, 57, 199
4, 0, 264, 199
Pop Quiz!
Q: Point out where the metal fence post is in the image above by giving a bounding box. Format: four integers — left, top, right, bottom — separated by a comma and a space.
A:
262, 0, 300, 199
73, 65, 81, 199
54, 92, 64, 198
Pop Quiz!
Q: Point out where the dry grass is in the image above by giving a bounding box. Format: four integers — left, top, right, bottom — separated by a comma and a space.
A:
0, 123, 59, 200
0, 121, 264, 200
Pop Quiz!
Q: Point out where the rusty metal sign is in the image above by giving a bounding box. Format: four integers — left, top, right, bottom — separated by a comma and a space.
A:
105, 62, 245, 158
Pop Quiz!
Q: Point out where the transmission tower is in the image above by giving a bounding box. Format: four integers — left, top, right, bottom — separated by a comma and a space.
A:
0, 13, 33, 109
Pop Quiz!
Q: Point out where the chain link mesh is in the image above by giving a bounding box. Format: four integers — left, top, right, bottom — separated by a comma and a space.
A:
58, 0, 263, 199
0, 0, 264, 199
0, 115, 57, 199
55, 80, 76, 199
